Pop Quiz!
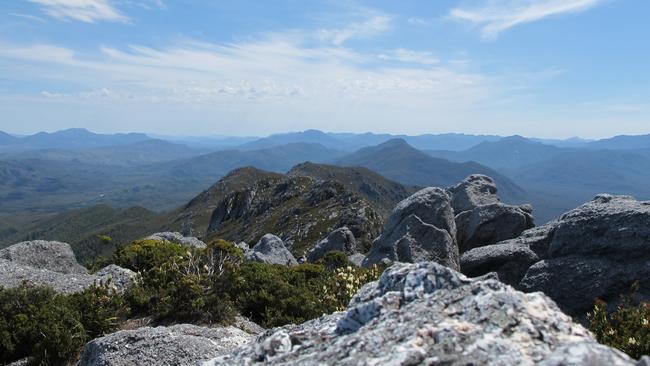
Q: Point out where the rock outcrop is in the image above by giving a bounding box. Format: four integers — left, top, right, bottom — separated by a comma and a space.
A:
305, 227, 357, 262
145, 232, 206, 248
245, 234, 298, 266
0, 240, 88, 274
0, 241, 135, 294
205, 262, 636, 365
448, 175, 534, 252
463, 194, 650, 315
205, 175, 383, 256
78, 324, 252, 366
362, 188, 459, 270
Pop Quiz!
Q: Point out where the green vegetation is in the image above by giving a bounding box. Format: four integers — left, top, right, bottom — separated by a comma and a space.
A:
588, 285, 650, 359
0, 283, 127, 365
0, 239, 381, 364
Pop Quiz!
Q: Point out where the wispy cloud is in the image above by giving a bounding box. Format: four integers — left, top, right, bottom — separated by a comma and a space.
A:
450, 0, 606, 39
0, 27, 491, 107
317, 15, 391, 46
379, 49, 439, 65
28, 0, 129, 23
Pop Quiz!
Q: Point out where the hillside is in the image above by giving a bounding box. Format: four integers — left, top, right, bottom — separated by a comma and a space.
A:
204, 173, 383, 255
288, 162, 415, 218
0, 204, 158, 262
336, 139, 527, 204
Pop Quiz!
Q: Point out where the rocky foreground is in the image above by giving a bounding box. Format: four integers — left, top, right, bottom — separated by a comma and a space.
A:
206, 262, 643, 365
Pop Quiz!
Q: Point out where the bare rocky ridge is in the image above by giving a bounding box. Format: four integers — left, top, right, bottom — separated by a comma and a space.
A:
205, 174, 383, 256
205, 262, 637, 365
0, 240, 135, 294
462, 194, 650, 315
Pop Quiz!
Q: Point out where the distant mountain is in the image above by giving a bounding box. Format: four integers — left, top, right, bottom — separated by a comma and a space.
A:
158, 142, 345, 179
288, 162, 415, 218
426, 136, 564, 173
0, 128, 151, 152
336, 139, 527, 204
0, 131, 17, 144
239, 130, 352, 151
327, 132, 502, 151
10, 139, 208, 166
586, 134, 650, 150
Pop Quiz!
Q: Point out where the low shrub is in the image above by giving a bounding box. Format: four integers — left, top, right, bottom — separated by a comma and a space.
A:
0, 283, 126, 365
588, 285, 650, 359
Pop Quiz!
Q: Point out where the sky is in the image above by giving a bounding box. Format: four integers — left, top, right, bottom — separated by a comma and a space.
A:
0, 0, 648, 138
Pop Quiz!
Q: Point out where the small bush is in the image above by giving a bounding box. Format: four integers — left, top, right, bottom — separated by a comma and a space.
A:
588, 286, 650, 359
321, 265, 381, 311
113, 239, 187, 272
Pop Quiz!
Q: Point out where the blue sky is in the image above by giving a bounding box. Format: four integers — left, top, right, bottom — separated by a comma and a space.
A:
0, 0, 648, 138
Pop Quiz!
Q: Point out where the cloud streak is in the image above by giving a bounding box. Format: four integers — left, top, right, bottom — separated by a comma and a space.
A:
28, 0, 129, 23
450, 0, 605, 39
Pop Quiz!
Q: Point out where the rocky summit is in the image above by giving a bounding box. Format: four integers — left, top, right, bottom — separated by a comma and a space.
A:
205, 173, 383, 256
205, 262, 637, 365
462, 194, 650, 315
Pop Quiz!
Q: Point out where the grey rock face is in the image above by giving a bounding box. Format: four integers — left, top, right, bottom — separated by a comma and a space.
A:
363, 188, 459, 269
447, 175, 535, 253
448, 174, 500, 213
519, 194, 650, 314
93, 264, 137, 293
0, 259, 134, 294
145, 232, 206, 248
78, 324, 252, 366
455, 202, 535, 252
205, 262, 635, 366
0, 240, 134, 294
461, 242, 540, 285
306, 227, 357, 262
0, 240, 87, 274
246, 234, 298, 266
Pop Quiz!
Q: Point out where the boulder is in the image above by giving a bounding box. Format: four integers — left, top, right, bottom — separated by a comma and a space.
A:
363, 188, 458, 269
205, 262, 636, 365
246, 234, 298, 266
78, 324, 252, 366
461, 242, 540, 286
518, 194, 650, 315
448, 174, 500, 213
145, 232, 206, 248
0, 259, 134, 294
455, 203, 535, 252
305, 227, 357, 262
0, 240, 87, 274
0, 240, 135, 294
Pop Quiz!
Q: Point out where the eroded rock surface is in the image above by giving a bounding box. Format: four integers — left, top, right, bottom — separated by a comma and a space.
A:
205, 262, 635, 365
363, 188, 459, 269
0, 241, 135, 294
0, 240, 87, 274
78, 324, 252, 366
464, 194, 650, 315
